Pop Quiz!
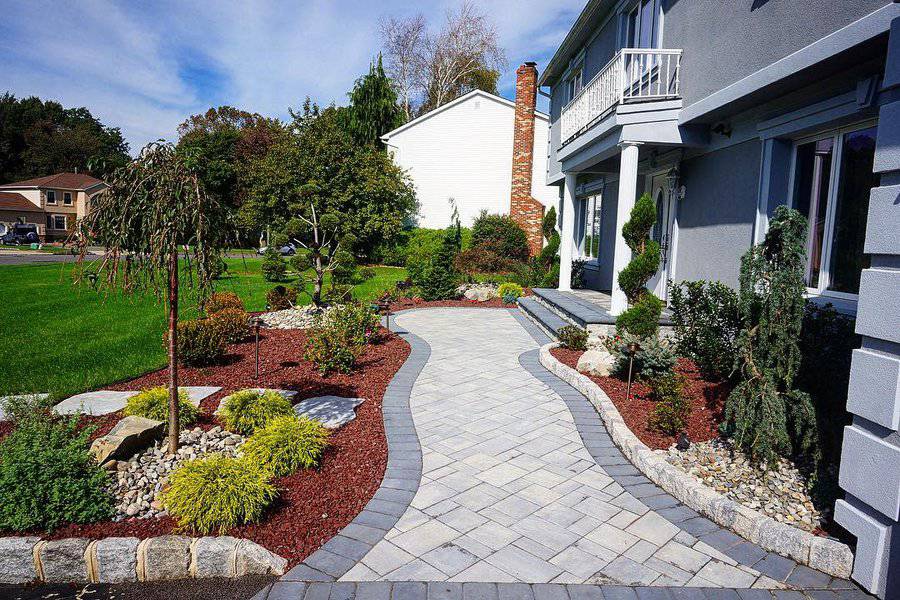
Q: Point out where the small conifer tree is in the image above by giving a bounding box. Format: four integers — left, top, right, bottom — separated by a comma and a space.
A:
616, 193, 663, 336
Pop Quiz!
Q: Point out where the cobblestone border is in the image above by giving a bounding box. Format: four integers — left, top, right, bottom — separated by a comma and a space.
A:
280, 313, 430, 583
535, 339, 854, 580
0, 535, 286, 584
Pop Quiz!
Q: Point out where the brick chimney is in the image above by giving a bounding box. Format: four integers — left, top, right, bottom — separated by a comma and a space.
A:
510, 61, 544, 257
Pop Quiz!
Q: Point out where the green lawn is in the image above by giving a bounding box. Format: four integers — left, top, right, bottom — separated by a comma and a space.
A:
0, 258, 406, 398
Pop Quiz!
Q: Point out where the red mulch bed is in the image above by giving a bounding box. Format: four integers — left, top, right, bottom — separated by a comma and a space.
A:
4, 327, 410, 568
551, 347, 730, 450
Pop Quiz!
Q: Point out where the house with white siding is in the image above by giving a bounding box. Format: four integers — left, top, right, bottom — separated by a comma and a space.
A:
381, 85, 558, 237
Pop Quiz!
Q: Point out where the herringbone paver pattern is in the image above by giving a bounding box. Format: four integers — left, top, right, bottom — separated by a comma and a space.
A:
341, 309, 771, 587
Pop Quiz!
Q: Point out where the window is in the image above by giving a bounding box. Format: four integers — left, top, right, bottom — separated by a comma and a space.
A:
580, 195, 602, 260
624, 0, 660, 49
63, 192, 72, 205
565, 68, 583, 105
46, 190, 56, 205
49, 215, 67, 230
790, 124, 878, 297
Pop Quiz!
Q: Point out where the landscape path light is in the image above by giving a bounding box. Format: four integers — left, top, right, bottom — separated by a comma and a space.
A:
625, 340, 641, 402
249, 315, 262, 379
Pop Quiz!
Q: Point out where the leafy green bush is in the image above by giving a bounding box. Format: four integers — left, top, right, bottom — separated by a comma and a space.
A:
557, 325, 588, 350
667, 280, 740, 379
615, 294, 664, 338
470, 211, 530, 261
261, 247, 287, 282
162, 454, 276, 534
243, 415, 330, 477
649, 373, 690, 435
358, 267, 376, 282
167, 318, 227, 366
210, 257, 228, 280
383, 227, 472, 269
606, 333, 677, 381
541, 262, 561, 288
454, 247, 518, 275
266, 285, 298, 310
571, 258, 586, 289
725, 206, 817, 465
498, 283, 524, 302
211, 308, 250, 343
304, 303, 378, 375
220, 389, 294, 435
206, 291, 244, 315
124, 386, 199, 426
419, 229, 461, 301
0, 414, 113, 531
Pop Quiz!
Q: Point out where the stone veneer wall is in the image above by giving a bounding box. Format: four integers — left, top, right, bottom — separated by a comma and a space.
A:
510, 62, 545, 257
832, 14, 900, 600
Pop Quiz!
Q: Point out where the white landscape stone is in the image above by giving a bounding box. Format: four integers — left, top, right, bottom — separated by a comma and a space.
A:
39, 538, 90, 583
94, 537, 140, 583
234, 539, 288, 575
180, 386, 222, 406
294, 395, 365, 429
0, 536, 40, 583
55, 390, 139, 416
576, 347, 616, 377
193, 536, 240, 578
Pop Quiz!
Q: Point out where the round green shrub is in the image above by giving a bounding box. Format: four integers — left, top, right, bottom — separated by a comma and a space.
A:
124, 387, 199, 426
266, 285, 298, 311
557, 325, 588, 350
211, 308, 250, 343
220, 389, 294, 435
497, 283, 524, 301
206, 291, 244, 315
166, 318, 227, 366
243, 415, 330, 477
261, 247, 287, 282
470, 211, 530, 261
615, 293, 664, 338
0, 415, 113, 531
162, 454, 276, 534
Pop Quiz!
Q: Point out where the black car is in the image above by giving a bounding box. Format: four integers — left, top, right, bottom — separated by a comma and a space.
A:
1, 223, 40, 245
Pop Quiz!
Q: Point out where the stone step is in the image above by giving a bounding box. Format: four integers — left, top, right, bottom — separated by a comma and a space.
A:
517, 296, 569, 338
531, 288, 616, 327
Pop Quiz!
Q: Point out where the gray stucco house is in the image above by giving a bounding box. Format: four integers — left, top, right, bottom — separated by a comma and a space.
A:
529, 1, 900, 597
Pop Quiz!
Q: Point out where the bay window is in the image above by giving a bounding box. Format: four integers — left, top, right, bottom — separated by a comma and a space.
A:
790, 123, 878, 297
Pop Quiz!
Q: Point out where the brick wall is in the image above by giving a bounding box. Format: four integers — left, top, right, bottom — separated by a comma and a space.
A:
510, 62, 545, 257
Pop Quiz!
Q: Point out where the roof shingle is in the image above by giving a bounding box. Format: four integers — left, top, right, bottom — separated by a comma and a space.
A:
0, 172, 105, 190
0, 192, 44, 213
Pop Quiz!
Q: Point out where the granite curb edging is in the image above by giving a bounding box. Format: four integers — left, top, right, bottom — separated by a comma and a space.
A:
279, 312, 430, 583
537, 341, 854, 579
0, 535, 286, 584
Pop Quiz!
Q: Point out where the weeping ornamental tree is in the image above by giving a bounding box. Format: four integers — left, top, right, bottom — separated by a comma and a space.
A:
343, 54, 404, 149
75, 142, 228, 454
724, 205, 817, 465
616, 193, 663, 337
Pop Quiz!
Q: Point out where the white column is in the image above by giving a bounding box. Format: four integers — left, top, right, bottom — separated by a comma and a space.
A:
610, 141, 641, 315
558, 172, 577, 291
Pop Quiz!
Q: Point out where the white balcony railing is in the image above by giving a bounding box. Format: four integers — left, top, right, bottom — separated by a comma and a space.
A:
560, 48, 682, 143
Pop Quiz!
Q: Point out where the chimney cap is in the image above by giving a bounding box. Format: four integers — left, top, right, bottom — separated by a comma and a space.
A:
523, 61, 537, 68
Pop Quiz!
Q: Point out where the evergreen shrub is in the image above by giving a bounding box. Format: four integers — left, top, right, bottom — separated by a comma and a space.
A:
243, 415, 330, 477
667, 280, 740, 379
558, 325, 588, 350
124, 387, 199, 426
220, 389, 294, 435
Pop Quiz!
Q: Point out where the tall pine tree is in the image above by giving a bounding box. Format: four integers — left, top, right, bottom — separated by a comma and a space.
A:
344, 55, 404, 149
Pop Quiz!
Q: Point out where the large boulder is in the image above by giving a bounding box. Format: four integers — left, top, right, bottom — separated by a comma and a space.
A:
456, 283, 498, 302
90, 415, 165, 465
577, 348, 617, 377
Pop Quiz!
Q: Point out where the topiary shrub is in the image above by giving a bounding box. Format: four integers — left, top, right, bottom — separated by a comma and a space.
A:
615, 294, 664, 338
571, 258, 586, 289
261, 247, 287, 282
0, 414, 113, 531
606, 333, 677, 381
616, 193, 662, 336
542, 206, 557, 240
724, 206, 817, 465
266, 285, 298, 311
470, 211, 530, 261
211, 308, 250, 343
162, 454, 276, 534
498, 283, 524, 303
166, 318, 227, 366
206, 291, 244, 315
243, 415, 330, 477
124, 386, 199, 426
649, 373, 690, 435
219, 389, 294, 436
557, 325, 588, 350
667, 280, 740, 380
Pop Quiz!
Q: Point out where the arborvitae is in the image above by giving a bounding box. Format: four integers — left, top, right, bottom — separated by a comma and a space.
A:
724, 205, 817, 465
616, 193, 663, 337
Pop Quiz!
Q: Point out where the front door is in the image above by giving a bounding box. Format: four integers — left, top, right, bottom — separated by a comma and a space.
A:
646, 172, 676, 300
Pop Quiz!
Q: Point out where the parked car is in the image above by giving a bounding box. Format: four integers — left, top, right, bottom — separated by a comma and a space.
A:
1, 223, 40, 245
257, 243, 296, 256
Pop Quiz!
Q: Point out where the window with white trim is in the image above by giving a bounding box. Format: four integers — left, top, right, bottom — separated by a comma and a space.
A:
565, 67, 583, 105
46, 190, 56, 205
48, 215, 67, 230
623, 0, 661, 49
790, 123, 878, 297
579, 194, 602, 260
63, 192, 72, 205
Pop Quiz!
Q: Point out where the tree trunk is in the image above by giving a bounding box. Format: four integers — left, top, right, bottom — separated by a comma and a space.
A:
167, 249, 180, 454
313, 253, 323, 306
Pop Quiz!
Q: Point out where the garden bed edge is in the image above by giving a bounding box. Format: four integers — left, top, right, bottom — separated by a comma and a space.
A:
538, 341, 854, 579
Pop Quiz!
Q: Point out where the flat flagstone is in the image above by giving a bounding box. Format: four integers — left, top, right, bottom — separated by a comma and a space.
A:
55, 386, 220, 416
319, 308, 849, 591
294, 395, 365, 429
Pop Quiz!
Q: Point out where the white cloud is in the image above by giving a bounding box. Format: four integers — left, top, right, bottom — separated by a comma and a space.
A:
0, 0, 583, 151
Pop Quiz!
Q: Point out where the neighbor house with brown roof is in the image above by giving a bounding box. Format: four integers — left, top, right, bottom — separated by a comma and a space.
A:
0, 172, 107, 241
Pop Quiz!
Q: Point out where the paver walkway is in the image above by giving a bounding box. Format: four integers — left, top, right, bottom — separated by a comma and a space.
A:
340, 309, 774, 587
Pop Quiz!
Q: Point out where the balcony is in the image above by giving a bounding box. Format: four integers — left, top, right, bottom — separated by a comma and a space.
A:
560, 48, 683, 144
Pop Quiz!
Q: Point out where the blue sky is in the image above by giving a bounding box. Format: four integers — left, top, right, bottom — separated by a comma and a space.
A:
0, 0, 584, 152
